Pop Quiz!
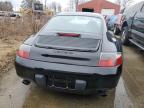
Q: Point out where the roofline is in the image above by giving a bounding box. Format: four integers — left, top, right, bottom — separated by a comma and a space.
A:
78, 0, 120, 7
105, 0, 120, 6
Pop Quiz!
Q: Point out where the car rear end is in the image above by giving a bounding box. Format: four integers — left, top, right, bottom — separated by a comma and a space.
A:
15, 13, 122, 94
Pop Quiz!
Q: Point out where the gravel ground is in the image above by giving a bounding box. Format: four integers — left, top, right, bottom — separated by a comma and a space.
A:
123, 45, 144, 108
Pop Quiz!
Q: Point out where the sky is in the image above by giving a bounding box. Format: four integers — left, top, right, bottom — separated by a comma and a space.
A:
1, 0, 70, 10
1, 0, 144, 11
0, 0, 22, 10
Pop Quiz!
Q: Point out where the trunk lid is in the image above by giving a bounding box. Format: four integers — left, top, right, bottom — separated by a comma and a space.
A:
30, 34, 101, 66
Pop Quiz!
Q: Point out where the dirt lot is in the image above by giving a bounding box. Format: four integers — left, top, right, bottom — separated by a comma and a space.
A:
0, 68, 133, 108
0, 35, 29, 77
123, 45, 144, 108
0, 16, 32, 77
0, 15, 50, 77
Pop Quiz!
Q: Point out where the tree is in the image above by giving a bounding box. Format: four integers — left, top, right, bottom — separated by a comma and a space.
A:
57, 3, 62, 12
0, 1, 13, 11
116, 0, 121, 5
75, 0, 79, 11
51, 2, 57, 13
116, 0, 132, 13
75, 0, 79, 6
21, 0, 40, 9
49, 2, 62, 13
44, 0, 47, 10
121, 0, 132, 9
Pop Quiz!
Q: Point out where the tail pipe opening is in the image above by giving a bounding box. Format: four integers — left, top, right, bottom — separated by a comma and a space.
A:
22, 79, 31, 85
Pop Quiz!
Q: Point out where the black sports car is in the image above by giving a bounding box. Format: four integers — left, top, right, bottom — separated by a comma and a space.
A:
15, 12, 123, 95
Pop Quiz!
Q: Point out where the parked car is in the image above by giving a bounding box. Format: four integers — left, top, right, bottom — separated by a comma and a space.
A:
106, 15, 118, 31
115, 1, 144, 50
10, 13, 20, 18
15, 12, 123, 95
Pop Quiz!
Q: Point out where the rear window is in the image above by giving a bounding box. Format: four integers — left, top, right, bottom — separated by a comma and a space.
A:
40, 15, 103, 34
36, 35, 100, 51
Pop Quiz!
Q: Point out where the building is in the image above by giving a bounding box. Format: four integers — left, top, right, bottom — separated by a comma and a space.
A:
69, 0, 91, 12
77, 0, 120, 15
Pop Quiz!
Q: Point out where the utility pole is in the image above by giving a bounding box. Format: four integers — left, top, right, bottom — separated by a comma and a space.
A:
75, 0, 79, 11
45, 0, 47, 10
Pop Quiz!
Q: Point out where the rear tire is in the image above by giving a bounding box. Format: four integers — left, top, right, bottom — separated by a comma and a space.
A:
121, 27, 130, 45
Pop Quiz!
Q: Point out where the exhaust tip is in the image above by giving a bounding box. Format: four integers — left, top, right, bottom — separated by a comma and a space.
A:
98, 90, 108, 97
22, 79, 31, 85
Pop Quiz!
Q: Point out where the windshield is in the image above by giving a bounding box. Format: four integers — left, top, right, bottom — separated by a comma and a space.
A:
40, 15, 103, 34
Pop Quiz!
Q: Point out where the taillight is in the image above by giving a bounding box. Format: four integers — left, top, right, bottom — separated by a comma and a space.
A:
98, 53, 122, 67
17, 50, 29, 59
115, 54, 122, 66
98, 59, 114, 67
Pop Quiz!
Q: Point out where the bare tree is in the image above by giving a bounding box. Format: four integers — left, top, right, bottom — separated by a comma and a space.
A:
45, 0, 47, 10
51, 2, 57, 13
57, 3, 62, 12
0, 1, 13, 11
49, 2, 62, 13
21, 0, 41, 9
122, 0, 132, 8
116, 0, 121, 5
75, 0, 79, 11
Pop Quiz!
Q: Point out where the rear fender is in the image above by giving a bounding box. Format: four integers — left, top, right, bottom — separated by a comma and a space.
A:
24, 35, 37, 46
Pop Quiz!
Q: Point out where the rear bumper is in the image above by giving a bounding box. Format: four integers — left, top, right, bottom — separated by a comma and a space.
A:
15, 56, 122, 94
